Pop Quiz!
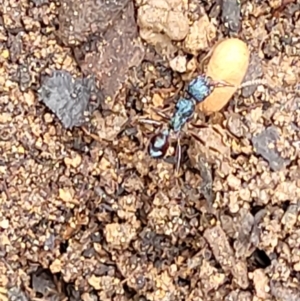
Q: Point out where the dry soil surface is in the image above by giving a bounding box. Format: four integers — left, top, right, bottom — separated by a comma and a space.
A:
0, 0, 300, 301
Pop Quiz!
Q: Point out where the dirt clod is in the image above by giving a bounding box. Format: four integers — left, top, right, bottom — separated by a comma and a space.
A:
58, 0, 126, 46
204, 225, 249, 289
80, 1, 145, 100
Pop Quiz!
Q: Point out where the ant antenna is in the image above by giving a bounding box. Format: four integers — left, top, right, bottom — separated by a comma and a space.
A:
238, 78, 269, 89
239, 78, 300, 95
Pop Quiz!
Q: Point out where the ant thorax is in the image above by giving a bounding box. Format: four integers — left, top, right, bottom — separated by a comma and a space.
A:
169, 98, 195, 133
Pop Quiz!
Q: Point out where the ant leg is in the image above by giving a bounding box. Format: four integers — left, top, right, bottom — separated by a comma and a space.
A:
188, 130, 220, 154
189, 121, 207, 129
126, 114, 164, 127
189, 131, 205, 144
175, 137, 182, 176
116, 115, 163, 140
82, 126, 120, 144
209, 78, 234, 88
138, 118, 163, 127
150, 107, 171, 122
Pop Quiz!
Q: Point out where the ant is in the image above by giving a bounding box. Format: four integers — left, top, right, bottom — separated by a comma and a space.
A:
141, 74, 234, 174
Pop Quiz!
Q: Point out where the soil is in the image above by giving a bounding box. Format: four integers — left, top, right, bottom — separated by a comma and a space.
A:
0, 0, 300, 301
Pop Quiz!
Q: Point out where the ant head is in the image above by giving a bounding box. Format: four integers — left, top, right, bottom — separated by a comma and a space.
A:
187, 75, 214, 103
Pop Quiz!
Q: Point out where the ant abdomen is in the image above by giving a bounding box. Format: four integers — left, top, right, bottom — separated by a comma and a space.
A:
148, 129, 170, 158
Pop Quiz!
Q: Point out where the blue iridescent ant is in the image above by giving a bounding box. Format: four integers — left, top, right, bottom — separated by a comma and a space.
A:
147, 74, 231, 172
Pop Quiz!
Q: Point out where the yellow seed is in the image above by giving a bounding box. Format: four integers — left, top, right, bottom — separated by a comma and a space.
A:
1, 49, 9, 59
198, 38, 250, 114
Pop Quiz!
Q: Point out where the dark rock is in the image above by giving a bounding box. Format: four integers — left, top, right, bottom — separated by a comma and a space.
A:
251, 126, 291, 171
38, 70, 97, 129
221, 0, 241, 35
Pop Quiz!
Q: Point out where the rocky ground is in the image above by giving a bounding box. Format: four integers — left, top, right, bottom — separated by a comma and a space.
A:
0, 0, 300, 300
